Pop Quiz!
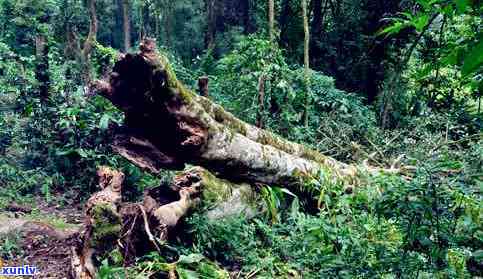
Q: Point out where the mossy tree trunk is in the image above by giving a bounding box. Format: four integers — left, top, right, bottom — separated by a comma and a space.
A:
92, 39, 394, 199
72, 166, 261, 278
80, 0, 98, 84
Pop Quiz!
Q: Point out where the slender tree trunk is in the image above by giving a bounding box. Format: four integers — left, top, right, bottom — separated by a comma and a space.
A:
302, 0, 311, 127
256, 74, 266, 128
162, 1, 173, 48
142, 2, 150, 39
35, 34, 49, 100
380, 13, 438, 129
310, 0, 328, 66
154, 8, 161, 40
478, 95, 481, 115
205, 0, 216, 48
241, 0, 254, 33
268, 0, 275, 41
121, 0, 131, 52
81, 0, 98, 84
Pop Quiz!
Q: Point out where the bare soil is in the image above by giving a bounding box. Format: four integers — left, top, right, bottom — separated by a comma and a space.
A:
0, 199, 82, 278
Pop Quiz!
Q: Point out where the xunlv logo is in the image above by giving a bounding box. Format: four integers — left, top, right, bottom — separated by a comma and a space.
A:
0, 265, 38, 276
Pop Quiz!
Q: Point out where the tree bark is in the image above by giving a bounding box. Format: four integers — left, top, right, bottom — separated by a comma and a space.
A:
310, 0, 328, 66
35, 34, 49, 100
279, 0, 292, 49
122, 0, 131, 52
302, 0, 311, 128
72, 166, 261, 277
256, 74, 266, 129
198, 76, 209, 97
80, 0, 98, 84
205, 0, 216, 48
92, 39, 403, 199
71, 167, 124, 279
268, 0, 275, 41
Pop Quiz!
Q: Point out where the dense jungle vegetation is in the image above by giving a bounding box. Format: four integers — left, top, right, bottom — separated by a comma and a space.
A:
0, 0, 481, 278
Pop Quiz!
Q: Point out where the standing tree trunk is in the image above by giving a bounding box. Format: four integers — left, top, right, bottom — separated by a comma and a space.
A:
142, 1, 151, 39
241, 0, 254, 33
268, 0, 275, 41
205, 0, 216, 48
256, 74, 266, 129
279, 0, 291, 49
153, 6, 160, 41
122, 0, 131, 52
81, 0, 98, 84
302, 0, 311, 127
161, 1, 173, 48
198, 76, 210, 97
35, 34, 49, 100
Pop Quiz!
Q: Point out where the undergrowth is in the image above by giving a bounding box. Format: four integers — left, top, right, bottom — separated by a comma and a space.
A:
0, 34, 481, 278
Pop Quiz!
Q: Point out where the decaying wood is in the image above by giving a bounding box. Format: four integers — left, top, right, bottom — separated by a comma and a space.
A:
77, 39, 415, 276
198, 76, 209, 97
93, 39, 403, 199
73, 166, 261, 277
72, 166, 124, 279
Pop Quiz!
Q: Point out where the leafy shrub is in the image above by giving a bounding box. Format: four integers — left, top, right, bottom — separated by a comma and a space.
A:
211, 35, 378, 161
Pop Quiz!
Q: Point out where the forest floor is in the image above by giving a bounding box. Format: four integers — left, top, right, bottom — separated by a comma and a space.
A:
0, 198, 82, 278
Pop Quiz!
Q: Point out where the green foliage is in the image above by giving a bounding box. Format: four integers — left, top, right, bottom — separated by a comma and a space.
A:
0, 38, 163, 205
0, 0, 59, 55
0, 233, 23, 260
379, 0, 482, 114
0, 1, 481, 278
101, 252, 230, 279
211, 35, 377, 160
183, 148, 481, 277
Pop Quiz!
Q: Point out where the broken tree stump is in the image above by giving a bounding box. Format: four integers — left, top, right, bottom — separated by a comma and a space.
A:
71, 167, 124, 279
198, 76, 209, 97
72, 166, 262, 277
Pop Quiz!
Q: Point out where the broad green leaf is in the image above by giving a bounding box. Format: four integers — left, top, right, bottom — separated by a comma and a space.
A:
99, 114, 110, 130
413, 14, 429, 32
177, 267, 199, 279
178, 253, 204, 265
441, 48, 459, 66
378, 21, 409, 37
462, 39, 483, 76
454, 0, 469, 13
75, 148, 89, 158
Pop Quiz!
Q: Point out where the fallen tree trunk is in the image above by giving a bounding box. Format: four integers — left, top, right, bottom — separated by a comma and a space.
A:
72, 166, 262, 278
93, 39, 400, 198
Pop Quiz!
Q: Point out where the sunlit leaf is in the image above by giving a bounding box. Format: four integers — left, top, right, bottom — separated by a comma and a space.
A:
413, 14, 429, 32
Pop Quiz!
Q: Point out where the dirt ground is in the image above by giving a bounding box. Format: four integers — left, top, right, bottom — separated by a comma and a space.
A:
0, 199, 82, 278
